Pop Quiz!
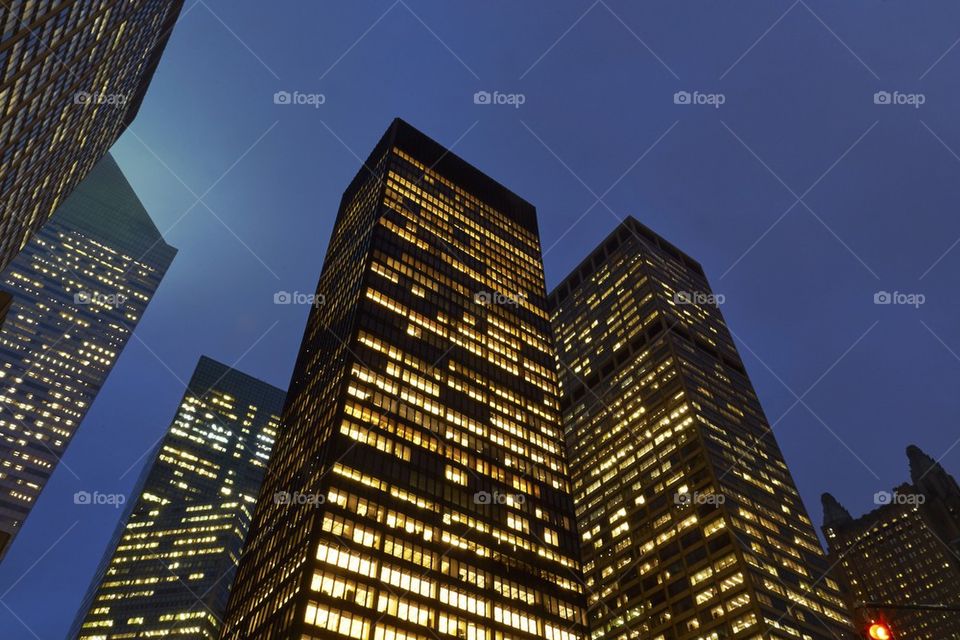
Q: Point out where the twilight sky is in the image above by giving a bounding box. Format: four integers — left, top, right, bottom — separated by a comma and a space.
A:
4, 2, 960, 637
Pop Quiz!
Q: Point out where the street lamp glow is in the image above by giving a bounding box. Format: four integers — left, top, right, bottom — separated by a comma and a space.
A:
867, 622, 892, 640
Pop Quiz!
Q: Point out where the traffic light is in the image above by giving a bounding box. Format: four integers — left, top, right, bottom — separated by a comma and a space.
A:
866, 621, 893, 640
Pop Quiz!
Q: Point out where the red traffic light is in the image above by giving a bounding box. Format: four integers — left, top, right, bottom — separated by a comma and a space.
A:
867, 622, 893, 640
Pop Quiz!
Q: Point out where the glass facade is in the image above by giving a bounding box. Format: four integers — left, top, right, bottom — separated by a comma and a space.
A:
0, 153, 175, 559
74, 355, 286, 640
550, 218, 855, 640
0, 0, 184, 272
222, 119, 587, 640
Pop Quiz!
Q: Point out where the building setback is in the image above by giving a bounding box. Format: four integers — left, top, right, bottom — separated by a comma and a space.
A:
0, 153, 176, 559
73, 355, 286, 640
0, 0, 184, 272
221, 119, 587, 640
549, 217, 855, 640
822, 445, 960, 638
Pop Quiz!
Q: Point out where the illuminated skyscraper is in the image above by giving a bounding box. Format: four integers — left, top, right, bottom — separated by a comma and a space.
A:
822, 445, 960, 638
222, 119, 587, 640
74, 355, 286, 640
550, 218, 855, 640
0, 0, 184, 272
0, 153, 175, 558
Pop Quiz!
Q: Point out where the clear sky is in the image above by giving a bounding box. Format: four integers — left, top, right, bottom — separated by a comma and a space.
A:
3, 2, 960, 637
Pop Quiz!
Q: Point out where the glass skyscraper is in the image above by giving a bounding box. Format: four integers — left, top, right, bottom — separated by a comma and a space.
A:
0, 0, 184, 272
0, 153, 176, 558
222, 119, 587, 640
74, 355, 286, 640
550, 218, 855, 640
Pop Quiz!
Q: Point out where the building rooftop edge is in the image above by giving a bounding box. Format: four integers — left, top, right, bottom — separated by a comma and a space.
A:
547, 215, 705, 306
341, 118, 540, 234
193, 355, 288, 398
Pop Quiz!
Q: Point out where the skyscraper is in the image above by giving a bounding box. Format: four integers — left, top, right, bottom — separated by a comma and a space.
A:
0, 0, 184, 272
822, 445, 960, 638
550, 217, 855, 640
222, 119, 587, 640
0, 153, 176, 558
74, 355, 286, 640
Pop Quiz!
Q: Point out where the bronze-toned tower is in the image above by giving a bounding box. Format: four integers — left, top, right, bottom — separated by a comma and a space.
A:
222, 119, 587, 640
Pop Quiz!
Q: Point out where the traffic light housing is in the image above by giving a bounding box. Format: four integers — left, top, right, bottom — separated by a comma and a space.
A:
866, 621, 893, 640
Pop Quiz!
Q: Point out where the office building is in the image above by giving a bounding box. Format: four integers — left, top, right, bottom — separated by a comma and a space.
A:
74, 355, 286, 639
0, 153, 176, 558
822, 445, 960, 638
222, 119, 587, 640
0, 0, 184, 271
550, 217, 855, 639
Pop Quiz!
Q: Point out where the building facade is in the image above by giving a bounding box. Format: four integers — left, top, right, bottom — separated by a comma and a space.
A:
0, 153, 176, 558
74, 355, 286, 640
222, 119, 587, 640
822, 446, 960, 638
0, 0, 184, 271
550, 218, 854, 640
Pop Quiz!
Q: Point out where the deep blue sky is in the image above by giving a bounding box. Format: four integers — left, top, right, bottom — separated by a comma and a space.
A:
4, 2, 960, 637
